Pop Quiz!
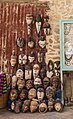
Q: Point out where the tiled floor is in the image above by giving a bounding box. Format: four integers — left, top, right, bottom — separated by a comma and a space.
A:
0, 106, 73, 119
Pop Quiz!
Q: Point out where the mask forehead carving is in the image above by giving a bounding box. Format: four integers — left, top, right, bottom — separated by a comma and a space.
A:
16, 69, 24, 78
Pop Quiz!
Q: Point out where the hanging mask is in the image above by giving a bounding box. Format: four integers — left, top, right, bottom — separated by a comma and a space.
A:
26, 14, 33, 35
25, 65, 32, 80
25, 79, 33, 90
37, 52, 44, 63
11, 101, 15, 111
54, 100, 63, 112
33, 64, 40, 79
43, 22, 50, 35
36, 14, 42, 35
18, 53, 27, 65
10, 89, 17, 101
48, 98, 54, 111
39, 102, 47, 113
28, 88, 36, 100
10, 49, 17, 67
16, 69, 24, 79
28, 51, 35, 63
38, 36, 46, 48
28, 37, 35, 48
19, 89, 28, 100
14, 100, 22, 113
37, 88, 44, 101
43, 77, 49, 89
16, 37, 24, 48
30, 100, 38, 113
50, 76, 59, 89
34, 76, 42, 88
17, 79, 25, 91
40, 67, 46, 79
22, 100, 30, 112
46, 86, 54, 99
12, 75, 17, 89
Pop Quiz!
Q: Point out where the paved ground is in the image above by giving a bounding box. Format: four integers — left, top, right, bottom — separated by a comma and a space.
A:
0, 106, 73, 119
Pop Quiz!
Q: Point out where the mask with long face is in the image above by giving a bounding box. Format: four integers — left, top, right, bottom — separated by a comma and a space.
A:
25, 79, 33, 90
30, 100, 38, 113
37, 88, 44, 101
25, 65, 32, 80
12, 75, 17, 89
10, 49, 17, 67
28, 88, 36, 100
22, 100, 30, 112
43, 77, 49, 89
17, 79, 25, 91
33, 64, 40, 79
34, 77, 42, 88
28, 52, 35, 63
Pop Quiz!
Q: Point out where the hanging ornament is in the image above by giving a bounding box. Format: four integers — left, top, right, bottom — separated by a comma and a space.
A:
38, 36, 46, 49
28, 51, 35, 63
10, 49, 17, 67
16, 37, 24, 48
16, 69, 24, 79
26, 14, 33, 35
37, 88, 44, 102
25, 65, 32, 80
35, 14, 42, 35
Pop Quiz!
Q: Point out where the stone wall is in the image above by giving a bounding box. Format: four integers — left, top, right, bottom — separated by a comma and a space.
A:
0, 0, 73, 64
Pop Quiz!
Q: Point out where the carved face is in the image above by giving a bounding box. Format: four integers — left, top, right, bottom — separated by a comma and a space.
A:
39, 40, 46, 48
43, 77, 49, 89
26, 14, 33, 25
28, 40, 35, 48
36, 14, 42, 34
28, 88, 36, 100
14, 100, 22, 113
19, 89, 28, 100
26, 80, 33, 90
33, 64, 40, 79
12, 75, 17, 89
10, 89, 17, 101
18, 54, 27, 65
16, 69, 24, 78
38, 52, 44, 63
37, 88, 44, 101
17, 79, 25, 91
48, 98, 54, 111
25, 65, 32, 80
34, 77, 42, 88
11, 102, 15, 111
39, 103, 47, 113
10, 50, 17, 67
30, 100, 38, 113
54, 101, 62, 112
40, 68, 46, 79
46, 86, 54, 99
16, 38, 24, 48
22, 100, 30, 112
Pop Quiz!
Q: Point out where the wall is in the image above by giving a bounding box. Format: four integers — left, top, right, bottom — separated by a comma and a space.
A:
0, 0, 73, 65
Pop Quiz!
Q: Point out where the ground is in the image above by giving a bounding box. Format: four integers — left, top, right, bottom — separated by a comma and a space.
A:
0, 106, 73, 119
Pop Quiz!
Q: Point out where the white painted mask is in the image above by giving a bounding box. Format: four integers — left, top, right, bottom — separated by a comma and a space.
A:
16, 69, 24, 78
37, 88, 44, 101
25, 65, 32, 80
18, 54, 27, 65
12, 75, 17, 88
